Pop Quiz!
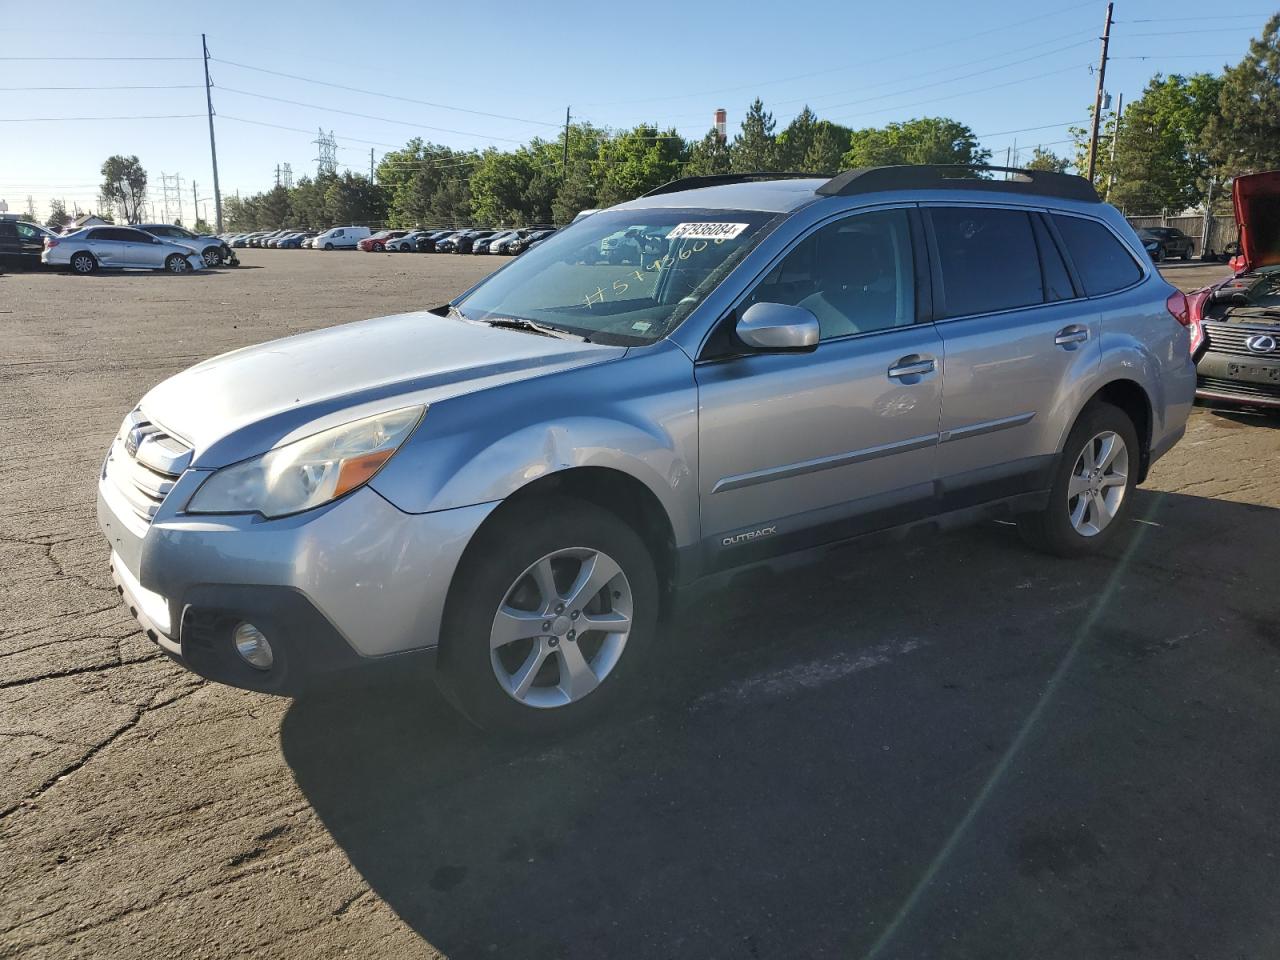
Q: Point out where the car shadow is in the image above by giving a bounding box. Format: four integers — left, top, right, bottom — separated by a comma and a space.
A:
281, 490, 1280, 959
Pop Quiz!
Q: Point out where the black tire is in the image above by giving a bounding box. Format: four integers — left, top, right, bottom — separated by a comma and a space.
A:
435, 495, 659, 733
202, 246, 223, 268
165, 254, 190, 274
323, 242, 334, 251
1017, 402, 1140, 558
69, 251, 96, 275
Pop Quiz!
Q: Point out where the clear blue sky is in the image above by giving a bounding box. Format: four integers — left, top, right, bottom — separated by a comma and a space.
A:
0, 0, 1267, 224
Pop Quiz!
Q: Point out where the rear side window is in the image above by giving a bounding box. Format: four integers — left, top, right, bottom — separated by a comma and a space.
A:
1032, 215, 1075, 301
1052, 215, 1143, 296
929, 208, 1043, 318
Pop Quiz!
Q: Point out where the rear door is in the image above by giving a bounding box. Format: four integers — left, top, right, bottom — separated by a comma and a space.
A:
0, 221, 18, 260
696, 206, 943, 567
927, 205, 1101, 509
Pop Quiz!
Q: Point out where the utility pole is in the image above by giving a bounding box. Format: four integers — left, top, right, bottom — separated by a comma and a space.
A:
369, 147, 374, 181
192, 180, 198, 225
202, 34, 223, 233
275, 164, 281, 188
1106, 92, 1123, 199
1086, 2, 1114, 185
562, 106, 571, 175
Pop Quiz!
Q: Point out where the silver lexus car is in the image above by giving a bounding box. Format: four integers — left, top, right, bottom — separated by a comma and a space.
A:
97, 166, 1195, 730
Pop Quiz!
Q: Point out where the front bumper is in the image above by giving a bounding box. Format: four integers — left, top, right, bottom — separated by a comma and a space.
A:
98, 473, 496, 693
1196, 350, 1280, 408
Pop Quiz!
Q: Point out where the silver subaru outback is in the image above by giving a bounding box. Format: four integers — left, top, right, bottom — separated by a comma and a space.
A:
98, 166, 1196, 730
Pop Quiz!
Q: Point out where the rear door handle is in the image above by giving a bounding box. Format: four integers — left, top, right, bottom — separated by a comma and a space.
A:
888, 355, 936, 380
1054, 325, 1090, 346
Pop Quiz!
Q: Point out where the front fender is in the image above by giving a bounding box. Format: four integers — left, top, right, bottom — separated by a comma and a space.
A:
370, 341, 700, 548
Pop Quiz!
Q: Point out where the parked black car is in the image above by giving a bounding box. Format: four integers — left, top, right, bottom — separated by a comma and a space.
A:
1138, 226, 1195, 262
415, 230, 455, 253
0, 219, 55, 267
452, 230, 497, 254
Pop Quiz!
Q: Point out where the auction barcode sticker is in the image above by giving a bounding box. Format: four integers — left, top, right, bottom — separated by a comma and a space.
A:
666, 222, 749, 241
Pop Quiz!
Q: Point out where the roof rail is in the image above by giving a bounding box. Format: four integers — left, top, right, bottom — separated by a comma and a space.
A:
816, 165, 1099, 203
642, 171, 831, 198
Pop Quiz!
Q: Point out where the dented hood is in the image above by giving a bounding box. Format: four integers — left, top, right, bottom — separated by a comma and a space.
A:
1233, 171, 1280, 271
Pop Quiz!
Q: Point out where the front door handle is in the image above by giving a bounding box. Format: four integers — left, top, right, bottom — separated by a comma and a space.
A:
888, 355, 936, 380
1054, 325, 1090, 346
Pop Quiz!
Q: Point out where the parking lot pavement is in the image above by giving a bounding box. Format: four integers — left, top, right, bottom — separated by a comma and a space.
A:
3, 252, 1278, 959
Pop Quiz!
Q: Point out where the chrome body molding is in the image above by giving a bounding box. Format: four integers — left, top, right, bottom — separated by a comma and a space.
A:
712, 433, 940, 494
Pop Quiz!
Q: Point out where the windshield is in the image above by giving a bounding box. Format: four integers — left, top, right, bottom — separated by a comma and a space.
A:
455, 208, 780, 345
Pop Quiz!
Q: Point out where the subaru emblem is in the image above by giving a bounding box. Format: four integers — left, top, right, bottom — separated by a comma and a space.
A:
1245, 334, 1277, 354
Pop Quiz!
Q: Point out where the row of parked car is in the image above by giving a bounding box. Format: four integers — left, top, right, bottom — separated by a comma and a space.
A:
223, 226, 558, 256
0, 218, 238, 274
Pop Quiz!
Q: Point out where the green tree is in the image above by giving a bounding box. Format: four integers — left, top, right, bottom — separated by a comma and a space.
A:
1107, 73, 1222, 213
1025, 146, 1071, 173
470, 149, 538, 226
1205, 13, 1280, 177
731, 98, 778, 172
844, 117, 990, 169
803, 121, 853, 172
595, 125, 686, 207
100, 155, 147, 223
259, 184, 291, 228
45, 198, 70, 232
324, 172, 387, 226
192, 218, 213, 234
684, 128, 731, 177
1068, 107, 1115, 187
776, 106, 819, 169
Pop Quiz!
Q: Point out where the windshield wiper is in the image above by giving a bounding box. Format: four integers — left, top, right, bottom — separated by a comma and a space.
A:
479, 317, 588, 342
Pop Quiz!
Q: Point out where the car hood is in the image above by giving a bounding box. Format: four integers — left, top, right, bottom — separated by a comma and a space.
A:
139, 311, 626, 468
1232, 170, 1280, 271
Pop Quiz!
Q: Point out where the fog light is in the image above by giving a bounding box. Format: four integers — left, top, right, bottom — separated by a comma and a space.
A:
233, 622, 273, 670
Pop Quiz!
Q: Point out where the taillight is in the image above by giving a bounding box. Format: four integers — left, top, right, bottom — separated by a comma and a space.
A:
1174, 288, 1211, 357
1166, 289, 1189, 325
44, 237, 59, 249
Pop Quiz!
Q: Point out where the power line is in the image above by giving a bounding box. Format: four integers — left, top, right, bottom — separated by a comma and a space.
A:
209, 57, 562, 128
0, 84, 201, 91
0, 113, 204, 122
214, 86, 529, 143
0, 55, 198, 61
580, 0, 1099, 107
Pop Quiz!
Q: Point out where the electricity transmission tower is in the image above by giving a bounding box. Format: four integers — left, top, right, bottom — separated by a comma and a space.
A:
282, 163, 293, 189
159, 172, 185, 224
312, 129, 338, 176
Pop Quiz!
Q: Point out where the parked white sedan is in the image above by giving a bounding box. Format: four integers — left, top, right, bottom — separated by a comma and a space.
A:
43, 226, 206, 274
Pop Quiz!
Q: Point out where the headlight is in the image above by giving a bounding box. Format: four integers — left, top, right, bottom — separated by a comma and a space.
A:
186, 406, 424, 518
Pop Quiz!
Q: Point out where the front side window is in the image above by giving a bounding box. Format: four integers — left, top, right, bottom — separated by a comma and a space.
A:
930, 207, 1044, 318
456, 208, 780, 345
1053, 215, 1143, 297
742, 208, 916, 340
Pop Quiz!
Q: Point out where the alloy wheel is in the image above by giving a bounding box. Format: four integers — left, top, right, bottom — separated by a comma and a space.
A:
489, 547, 633, 708
72, 254, 93, 274
1067, 430, 1129, 536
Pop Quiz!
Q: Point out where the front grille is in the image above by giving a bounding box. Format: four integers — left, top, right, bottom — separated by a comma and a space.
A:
103, 412, 193, 524
1197, 375, 1280, 403
1202, 321, 1280, 358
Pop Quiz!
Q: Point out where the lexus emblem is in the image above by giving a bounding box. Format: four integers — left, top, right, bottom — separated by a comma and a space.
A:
1246, 334, 1277, 354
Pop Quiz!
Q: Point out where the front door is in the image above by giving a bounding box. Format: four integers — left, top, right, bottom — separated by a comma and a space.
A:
86, 228, 126, 266
695, 207, 943, 568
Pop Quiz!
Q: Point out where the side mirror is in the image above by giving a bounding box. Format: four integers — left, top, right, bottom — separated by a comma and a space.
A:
736, 302, 820, 353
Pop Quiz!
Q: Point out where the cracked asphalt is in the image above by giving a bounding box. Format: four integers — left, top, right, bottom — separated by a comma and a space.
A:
3, 252, 1278, 959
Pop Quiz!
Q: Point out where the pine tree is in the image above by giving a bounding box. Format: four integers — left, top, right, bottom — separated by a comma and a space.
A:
777, 106, 818, 170
731, 99, 778, 172
685, 128, 731, 177
1204, 13, 1280, 177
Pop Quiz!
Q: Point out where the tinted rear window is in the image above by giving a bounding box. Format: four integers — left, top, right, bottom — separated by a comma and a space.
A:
1053, 215, 1143, 296
930, 208, 1043, 318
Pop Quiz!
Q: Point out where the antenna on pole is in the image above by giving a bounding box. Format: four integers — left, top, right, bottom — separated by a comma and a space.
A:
202, 34, 223, 233
562, 106, 571, 175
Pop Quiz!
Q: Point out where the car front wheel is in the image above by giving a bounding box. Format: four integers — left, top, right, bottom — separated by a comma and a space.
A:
202, 246, 223, 267
1017, 402, 1139, 557
436, 496, 658, 732
165, 254, 191, 274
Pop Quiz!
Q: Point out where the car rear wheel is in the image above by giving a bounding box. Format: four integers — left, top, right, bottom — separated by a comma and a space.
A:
435, 496, 658, 733
165, 254, 190, 274
70, 251, 96, 274
1017, 402, 1139, 557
